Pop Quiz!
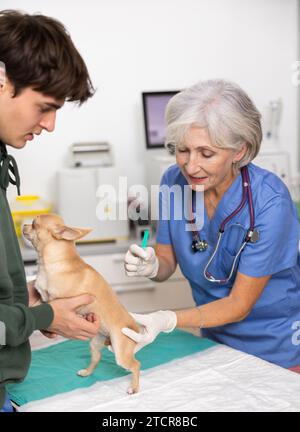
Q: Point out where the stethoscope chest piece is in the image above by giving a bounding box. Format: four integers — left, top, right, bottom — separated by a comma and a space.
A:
191, 239, 208, 252
249, 228, 259, 243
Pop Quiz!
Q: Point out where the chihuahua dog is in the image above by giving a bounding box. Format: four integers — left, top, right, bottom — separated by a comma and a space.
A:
23, 214, 140, 394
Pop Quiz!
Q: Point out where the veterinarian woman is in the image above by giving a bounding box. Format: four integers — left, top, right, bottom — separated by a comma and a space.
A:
123, 79, 300, 373
0, 10, 101, 411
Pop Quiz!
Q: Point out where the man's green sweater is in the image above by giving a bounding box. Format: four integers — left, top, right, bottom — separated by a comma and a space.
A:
0, 143, 54, 409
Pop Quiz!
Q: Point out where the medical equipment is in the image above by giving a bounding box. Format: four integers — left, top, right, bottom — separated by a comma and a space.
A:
190, 166, 259, 283
142, 91, 179, 149
142, 229, 149, 249
254, 149, 290, 186
57, 167, 129, 243
145, 152, 176, 223
57, 140, 129, 243
261, 99, 283, 146
70, 142, 113, 168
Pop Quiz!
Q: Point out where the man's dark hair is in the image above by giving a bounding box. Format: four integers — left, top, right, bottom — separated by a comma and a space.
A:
0, 10, 94, 104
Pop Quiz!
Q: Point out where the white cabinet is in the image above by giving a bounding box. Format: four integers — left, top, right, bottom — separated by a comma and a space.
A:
80, 253, 195, 313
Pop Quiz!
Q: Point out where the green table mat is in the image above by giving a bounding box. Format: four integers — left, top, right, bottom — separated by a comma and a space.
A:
8, 329, 217, 406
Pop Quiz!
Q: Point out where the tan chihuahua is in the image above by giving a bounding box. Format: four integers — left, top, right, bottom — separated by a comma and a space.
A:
23, 213, 140, 394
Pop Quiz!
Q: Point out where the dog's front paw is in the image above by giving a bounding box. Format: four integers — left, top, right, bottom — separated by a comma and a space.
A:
77, 368, 91, 377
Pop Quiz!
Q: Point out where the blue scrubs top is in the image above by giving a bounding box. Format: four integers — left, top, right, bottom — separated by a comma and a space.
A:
156, 163, 300, 368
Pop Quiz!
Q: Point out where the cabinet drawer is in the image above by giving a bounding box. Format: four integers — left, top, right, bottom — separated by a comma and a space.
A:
82, 253, 186, 286
116, 279, 194, 313
83, 253, 147, 285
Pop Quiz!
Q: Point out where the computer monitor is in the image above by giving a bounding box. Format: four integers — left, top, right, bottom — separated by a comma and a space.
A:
142, 91, 179, 149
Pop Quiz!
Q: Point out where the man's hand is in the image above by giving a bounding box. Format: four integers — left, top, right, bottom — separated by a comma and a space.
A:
27, 280, 42, 307
40, 312, 99, 340
40, 329, 58, 339
47, 294, 101, 341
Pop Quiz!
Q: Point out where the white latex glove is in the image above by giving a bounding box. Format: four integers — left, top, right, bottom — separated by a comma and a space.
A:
124, 244, 159, 279
121, 310, 177, 353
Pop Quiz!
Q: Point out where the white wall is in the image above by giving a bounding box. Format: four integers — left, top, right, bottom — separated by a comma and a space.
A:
298, 0, 300, 170
2, 0, 298, 206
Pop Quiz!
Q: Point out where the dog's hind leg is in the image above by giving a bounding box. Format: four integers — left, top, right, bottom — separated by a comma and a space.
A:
113, 338, 140, 394
117, 356, 140, 394
127, 358, 140, 395
77, 334, 105, 377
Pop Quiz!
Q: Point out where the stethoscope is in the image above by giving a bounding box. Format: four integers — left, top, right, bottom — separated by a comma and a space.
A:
190, 165, 259, 284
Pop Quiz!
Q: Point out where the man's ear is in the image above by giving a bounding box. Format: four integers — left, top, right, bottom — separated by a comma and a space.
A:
51, 225, 92, 241
0, 75, 14, 96
0, 61, 6, 89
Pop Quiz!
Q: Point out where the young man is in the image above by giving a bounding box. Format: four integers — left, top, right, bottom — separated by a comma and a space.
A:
0, 10, 101, 411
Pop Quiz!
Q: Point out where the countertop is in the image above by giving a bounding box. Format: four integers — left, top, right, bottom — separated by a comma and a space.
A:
20, 234, 155, 264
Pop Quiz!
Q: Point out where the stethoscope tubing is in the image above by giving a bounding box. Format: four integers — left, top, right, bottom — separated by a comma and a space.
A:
204, 233, 248, 283
189, 165, 256, 284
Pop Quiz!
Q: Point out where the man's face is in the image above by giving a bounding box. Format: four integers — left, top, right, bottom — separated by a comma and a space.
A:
0, 80, 64, 148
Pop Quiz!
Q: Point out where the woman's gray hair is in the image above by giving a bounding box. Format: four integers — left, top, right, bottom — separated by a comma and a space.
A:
165, 79, 262, 169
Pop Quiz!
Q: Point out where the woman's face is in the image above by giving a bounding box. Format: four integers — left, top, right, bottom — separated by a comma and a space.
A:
176, 126, 243, 193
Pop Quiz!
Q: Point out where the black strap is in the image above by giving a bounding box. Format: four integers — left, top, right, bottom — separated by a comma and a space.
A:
0, 142, 21, 195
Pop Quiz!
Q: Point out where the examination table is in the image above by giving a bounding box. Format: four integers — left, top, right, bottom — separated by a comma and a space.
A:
7, 329, 300, 412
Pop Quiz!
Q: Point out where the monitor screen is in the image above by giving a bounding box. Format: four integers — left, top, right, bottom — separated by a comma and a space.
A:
142, 91, 179, 149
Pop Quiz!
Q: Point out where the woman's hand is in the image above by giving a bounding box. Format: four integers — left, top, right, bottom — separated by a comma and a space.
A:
117, 310, 177, 353
124, 245, 159, 278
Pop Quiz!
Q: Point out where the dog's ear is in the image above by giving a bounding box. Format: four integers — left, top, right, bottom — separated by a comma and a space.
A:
51, 225, 92, 241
